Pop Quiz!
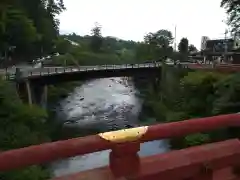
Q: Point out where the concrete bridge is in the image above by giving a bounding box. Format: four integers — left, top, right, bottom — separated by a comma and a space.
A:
3, 62, 240, 107
0, 113, 240, 179
11, 62, 168, 107
3, 62, 172, 107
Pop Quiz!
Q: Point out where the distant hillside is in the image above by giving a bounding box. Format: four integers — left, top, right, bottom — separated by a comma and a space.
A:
61, 33, 138, 53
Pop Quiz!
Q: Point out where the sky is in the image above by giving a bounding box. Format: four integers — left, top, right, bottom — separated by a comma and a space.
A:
58, 0, 228, 49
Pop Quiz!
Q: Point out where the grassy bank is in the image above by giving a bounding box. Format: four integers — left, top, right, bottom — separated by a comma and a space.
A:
135, 69, 240, 148
48, 81, 83, 104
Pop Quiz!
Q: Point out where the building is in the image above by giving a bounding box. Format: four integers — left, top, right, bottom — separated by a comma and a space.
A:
201, 36, 210, 51
191, 36, 240, 64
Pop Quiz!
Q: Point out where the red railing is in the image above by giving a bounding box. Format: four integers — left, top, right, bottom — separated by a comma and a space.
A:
1, 114, 240, 179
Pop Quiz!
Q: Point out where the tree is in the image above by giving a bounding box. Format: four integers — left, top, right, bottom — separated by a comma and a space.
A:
0, 0, 66, 62
55, 37, 73, 54
142, 29, 174, 60
178, 38, 189, 61
178, 38, 189, 54
144, 30, 173, 48
90, 22, 103, 52
1, 8, 39, 59
221, 0, 240, 33
188, 44, 198, 53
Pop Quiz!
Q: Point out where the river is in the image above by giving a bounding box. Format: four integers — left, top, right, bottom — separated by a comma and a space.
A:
51, 77, 170, 177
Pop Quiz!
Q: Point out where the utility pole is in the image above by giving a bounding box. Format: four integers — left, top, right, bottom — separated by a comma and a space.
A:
174, 25, 177, 51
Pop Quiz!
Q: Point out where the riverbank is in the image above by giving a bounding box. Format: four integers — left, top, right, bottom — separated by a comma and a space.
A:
134, 69, 240, 149
0, 80, 87, 179
0, 80, 51, 180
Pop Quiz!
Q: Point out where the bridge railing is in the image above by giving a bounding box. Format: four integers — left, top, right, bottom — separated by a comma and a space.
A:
22, 63, 240, 78
4, 62, 240, 81
23, 62, 162, 77
1, 114, 240, 179
17, 62, 204, 78
2, 63, 160, 79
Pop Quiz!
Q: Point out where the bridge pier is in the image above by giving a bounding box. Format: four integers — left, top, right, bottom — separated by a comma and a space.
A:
31, 83, 48, 108
17, 81, 48, 108
26, 81, 33, 105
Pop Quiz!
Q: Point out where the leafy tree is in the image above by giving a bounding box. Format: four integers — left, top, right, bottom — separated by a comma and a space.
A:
221, 0, 240, 33
90, 22, 103, 52
0, 0, 66, 63
188, 44, 198, 52
144, 29, 173, 48
1, 8, 39, 60
136, 29, 173, 60
178, 38, 189, 54
178, 38, 189, 61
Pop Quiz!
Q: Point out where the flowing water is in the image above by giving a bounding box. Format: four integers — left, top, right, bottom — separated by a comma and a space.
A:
51, 77, 169, 177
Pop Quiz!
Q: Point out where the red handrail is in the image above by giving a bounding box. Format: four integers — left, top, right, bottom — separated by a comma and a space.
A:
53, 139, 240, 180
0, 113, 240, 172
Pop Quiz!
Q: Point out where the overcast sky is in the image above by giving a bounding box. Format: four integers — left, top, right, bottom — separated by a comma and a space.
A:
59, 0, 227, 49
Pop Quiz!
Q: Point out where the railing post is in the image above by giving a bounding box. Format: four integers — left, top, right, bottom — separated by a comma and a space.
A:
193, 166, 213, 180
109, 142, 140, 178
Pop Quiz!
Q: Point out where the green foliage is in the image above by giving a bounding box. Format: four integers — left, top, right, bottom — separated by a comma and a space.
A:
57, 28, 196, 66
0, 79, 50, 179
213, 73, 240, 114
48, 32, 139, 66
221, 0, 240, 33
0, 166, 50, 180
144, 30, 174, 47
178, 38, 189, 54
48, 81, 81, 103
179, 72, 224, 117
183, 133, 211, 147
0, 0, 65, 62
138, 69, 240, 149
188, 44, 198, 52
55, 37, 73, 55
140, 29, 174, 60
178, 38, 189, 61
90, 23, 103, 52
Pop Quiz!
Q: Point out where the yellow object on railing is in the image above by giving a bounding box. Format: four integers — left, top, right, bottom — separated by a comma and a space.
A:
98, 126, 148, 143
